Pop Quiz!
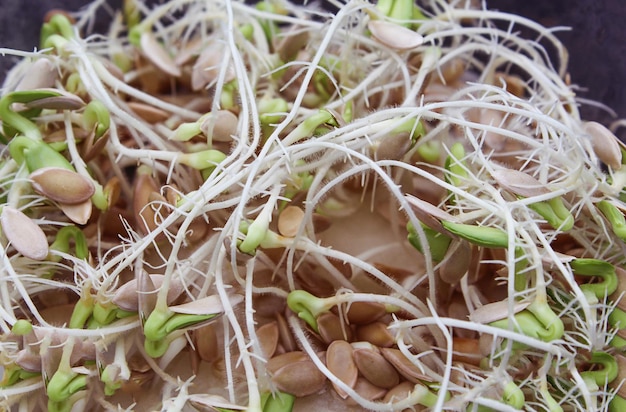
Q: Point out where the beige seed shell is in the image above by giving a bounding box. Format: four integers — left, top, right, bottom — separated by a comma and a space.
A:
382, 380, 415, 404
469, 299, 530, 324
1, 206, 49, 260
368, 20, 424, 51
584, 120, 623, 169
112, 274, 184, 312
345, 301, 387, 325
326, 340, 358, 399
16, 59, 57, 91
169, 294, 242, 315
492, 169, 549, 198
59, 200, 92, 225
353, 347, 400, 389
200, 110, 239, 142
140, 32, 181, 77
30, 167, 95, 204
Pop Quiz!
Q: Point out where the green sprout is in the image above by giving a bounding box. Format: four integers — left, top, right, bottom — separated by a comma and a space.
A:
261, 391, 296, 412
444, 142, 469, 187
440, 221, 509, 249
407, 221, 452, 262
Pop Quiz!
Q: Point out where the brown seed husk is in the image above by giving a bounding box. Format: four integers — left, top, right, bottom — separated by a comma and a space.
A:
345, 301, 387, 325
193, 323, 219, 363
355, 322, 395, 348
127, 101, 170, 124
353, 347, 400, 389
438, 240, 471, 284
1, 206, 49, 260
451, 337, 482, 366
266, 351, 309, 374
326, 340, 358, 399
30, 167, 95, 204
256, 321, 280, 359
344, 377, 388, 406
318, 312, 352, 344
276, 313, 297, 353
380, 348, 433, 383
271, 359, 326, 397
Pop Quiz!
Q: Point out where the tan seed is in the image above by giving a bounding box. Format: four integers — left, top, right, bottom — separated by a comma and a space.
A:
345, 301, 387, 325
584, 120, 623, 169
30, 167, 95, 204
318, 312, 352, 344
23, 88, 85, 110
271, 359, 326, 397
277, 206, 305, 237
127, 101, 170, 124
380, 348, 432, 383
367, 20, 424, 51
326, 340, 358, 399
256, 321, 280, 359
1, 206, 48, 260
356, 322, 395, 348
353, 347, 399, 389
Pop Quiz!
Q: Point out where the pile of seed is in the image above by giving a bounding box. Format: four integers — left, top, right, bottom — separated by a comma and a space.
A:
1, 0, 626, 411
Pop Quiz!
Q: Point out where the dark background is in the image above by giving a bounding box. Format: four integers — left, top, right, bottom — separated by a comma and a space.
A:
1, 0, 625, 130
